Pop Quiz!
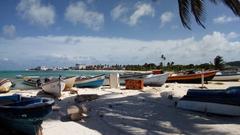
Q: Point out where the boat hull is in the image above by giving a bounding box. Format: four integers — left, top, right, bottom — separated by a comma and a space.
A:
167, 71, 217, 83
63, 76, 77, 90
75, 75, 105, 88
213, 74, 240, 81
143, 73, 168, 86
0, 79, 12, 93
0, 95, 54, 135
42, 80, 65, 97
177, 100, 240, 116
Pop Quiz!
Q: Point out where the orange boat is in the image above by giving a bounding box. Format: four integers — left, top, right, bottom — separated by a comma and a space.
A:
167, 70, 218, 83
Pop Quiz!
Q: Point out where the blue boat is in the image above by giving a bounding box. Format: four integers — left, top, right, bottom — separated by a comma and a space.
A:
0, 94, 54, 135
177, 86, 240, 116
74, 74, 105, 88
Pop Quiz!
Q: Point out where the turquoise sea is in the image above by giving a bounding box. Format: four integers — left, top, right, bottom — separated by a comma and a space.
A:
0, 70, 111, 89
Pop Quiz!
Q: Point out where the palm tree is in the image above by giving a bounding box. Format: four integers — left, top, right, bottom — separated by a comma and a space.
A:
178, 0, 240, 29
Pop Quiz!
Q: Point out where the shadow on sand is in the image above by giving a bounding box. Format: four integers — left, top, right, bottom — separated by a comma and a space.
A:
42, 89, 240, 135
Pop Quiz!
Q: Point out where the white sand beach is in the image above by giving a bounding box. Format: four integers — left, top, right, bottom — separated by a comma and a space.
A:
2, 81, 240, 135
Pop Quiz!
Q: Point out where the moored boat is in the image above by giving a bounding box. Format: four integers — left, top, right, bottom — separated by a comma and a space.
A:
177, 86, 240, 116
42, 78, 65, 97
74, 74, 105, 88
166, 70, 218, 83
0, 94, 54, 135
63, 76, 77, 90
212, 71, 240, 81
0, 79, 12, 93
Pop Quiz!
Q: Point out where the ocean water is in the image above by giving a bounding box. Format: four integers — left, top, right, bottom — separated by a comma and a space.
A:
0, 70, 111, 89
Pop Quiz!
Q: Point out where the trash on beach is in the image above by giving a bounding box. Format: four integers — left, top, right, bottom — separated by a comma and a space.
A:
67, 105, 88, 121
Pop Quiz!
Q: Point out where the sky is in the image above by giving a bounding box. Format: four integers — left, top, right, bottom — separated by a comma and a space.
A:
0, 0, 240, 70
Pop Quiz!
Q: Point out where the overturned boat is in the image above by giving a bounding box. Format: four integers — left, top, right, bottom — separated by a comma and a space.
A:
177, 86, 240, 116
74, 74, 105, 88
0, 79, 12, 93
0, 94, 54, 135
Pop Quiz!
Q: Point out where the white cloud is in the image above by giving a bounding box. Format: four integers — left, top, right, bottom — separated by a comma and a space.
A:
129, 3, 155, 26
0, 32, 239, 66
226, 32, 239, 40
111, 4, 128, 21
160, 11, 174, 27
65, 1, 104, 31
2, 25, 16, 38
16, 0, 55, 27
213, 15, 239, 24
111, 3, 154, 26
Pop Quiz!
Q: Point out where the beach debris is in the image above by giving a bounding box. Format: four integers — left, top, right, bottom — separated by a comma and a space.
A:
74, 94, 99, 103
67, 105, 88, 121
125, 79, 144, 90
70, 89, 78, 94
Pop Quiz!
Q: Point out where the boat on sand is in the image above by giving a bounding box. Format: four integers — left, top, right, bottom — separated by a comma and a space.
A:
42, 78, 65, 97
177, 86, 240, 116
74, 74, 105, 88
167, 70, 218, 83
212, 71, 240, 81
0, 79, 12, 93
63, 76, 77, 90
0, 94, 54, 135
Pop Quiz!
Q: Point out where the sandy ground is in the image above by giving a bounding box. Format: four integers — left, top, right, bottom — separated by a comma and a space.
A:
1, 81, 240, 135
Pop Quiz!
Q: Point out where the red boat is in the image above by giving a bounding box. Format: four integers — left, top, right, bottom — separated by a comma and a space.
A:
166, 70, 218, 83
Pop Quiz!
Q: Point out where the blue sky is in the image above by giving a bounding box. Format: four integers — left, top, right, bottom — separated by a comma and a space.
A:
0, 0, 240, 70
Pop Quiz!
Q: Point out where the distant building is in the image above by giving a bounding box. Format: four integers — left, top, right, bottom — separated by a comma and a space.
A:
75, 64, 86, 70
34, 66, 48, 71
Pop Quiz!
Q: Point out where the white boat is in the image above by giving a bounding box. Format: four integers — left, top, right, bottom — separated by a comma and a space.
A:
144, 73, 169, 86
118, 73, 168, 86
0, 79, 12, 93
63, 76, 77, 90
212, 72, 240, 81
42, 79, 65, 97
177, 86, 240, 116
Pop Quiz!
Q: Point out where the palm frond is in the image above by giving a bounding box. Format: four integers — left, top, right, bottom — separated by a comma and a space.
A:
178, 0, 191, 29
191, 0, 206, 29
222, 0, 240, 16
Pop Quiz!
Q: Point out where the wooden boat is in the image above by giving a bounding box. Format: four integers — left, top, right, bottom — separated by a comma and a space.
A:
177, 86, 240, 116
144, 73, 169, 86
63, 76, 77, 90
74, 74, 105, 88
0, 94, 54, 135
212, 71, 240, 81
42, 78, 65, 97
16, 74, 23, 79
166, 70, 218, 83
118, 72, 151, 85
23, 76, 42, 88
0, 79, 12, 93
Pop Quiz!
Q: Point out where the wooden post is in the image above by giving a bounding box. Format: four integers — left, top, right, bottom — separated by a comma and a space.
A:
201, 69, 204, 88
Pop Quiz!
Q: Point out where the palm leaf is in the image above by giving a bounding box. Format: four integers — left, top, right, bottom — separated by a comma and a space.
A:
191, 0, 206, 29
178, 0, 191, 29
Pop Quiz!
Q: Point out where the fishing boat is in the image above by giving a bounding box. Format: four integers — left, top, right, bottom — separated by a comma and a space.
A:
212, 71, 240, 81
16, 74, 23, 79
144, 73, 169, 86
42, 78, 65, 97
0, 94, 54, 135
166, 70, 218, 83
23, 76, 42, 88
0, 79, 12, 93
74, 74, 105, 88
177, 86, 240, 116
63, 76, 77, 90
